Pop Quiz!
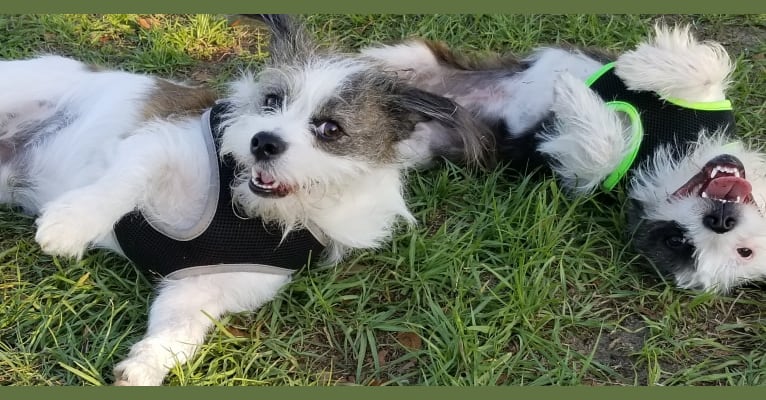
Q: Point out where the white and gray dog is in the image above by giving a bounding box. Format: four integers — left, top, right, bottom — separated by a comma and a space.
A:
0, 14, 493, 385
363, 24, 766, 293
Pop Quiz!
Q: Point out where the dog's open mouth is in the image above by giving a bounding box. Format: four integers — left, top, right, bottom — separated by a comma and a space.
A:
672, 155, 754, 204
249, 167, 292, 198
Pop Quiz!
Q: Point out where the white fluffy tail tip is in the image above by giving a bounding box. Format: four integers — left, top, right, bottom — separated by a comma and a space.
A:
615, 24, 733, 103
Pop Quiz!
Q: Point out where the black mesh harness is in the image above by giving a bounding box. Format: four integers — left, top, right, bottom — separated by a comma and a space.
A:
586, 63, 736, 190
113, 102, 326, 280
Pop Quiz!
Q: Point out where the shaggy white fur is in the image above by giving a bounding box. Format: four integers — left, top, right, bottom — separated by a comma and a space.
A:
0, 15, 489, 386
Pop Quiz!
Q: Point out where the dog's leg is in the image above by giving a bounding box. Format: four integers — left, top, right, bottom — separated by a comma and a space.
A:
34, 122, 200, 258
0, 56, 90, 112
537, 73, 631, 194
113, 272, 290, 386
615, 24, 732, 103
34, 134, 161, 258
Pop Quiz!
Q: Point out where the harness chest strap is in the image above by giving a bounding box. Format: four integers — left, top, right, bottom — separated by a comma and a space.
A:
584, 63, 736, 191
112, 102, 326, 280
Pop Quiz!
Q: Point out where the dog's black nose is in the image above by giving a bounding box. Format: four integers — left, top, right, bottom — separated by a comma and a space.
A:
702, 202, 738, 234
251, 131, 287, 161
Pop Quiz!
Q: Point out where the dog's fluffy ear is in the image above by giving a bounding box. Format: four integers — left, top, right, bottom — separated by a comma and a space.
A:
615, 24, 733, 102
537, 73, 632, 194
236, 14, 319, 65
392, 86, 496, 169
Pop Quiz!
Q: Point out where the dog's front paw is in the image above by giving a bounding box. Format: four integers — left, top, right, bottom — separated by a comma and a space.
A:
113, 357, 167, 386
113, 337, 180, 386
34, 200, 108, 258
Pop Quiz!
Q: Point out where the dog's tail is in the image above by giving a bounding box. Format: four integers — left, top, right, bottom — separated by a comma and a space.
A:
615, 24, 733, 102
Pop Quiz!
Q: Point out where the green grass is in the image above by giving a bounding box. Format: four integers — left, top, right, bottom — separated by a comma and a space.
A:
0, 14, 765, 386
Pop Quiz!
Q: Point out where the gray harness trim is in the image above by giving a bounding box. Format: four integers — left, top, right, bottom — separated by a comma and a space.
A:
111, 108, 328, 280
145, 109, 220, 241
165, 263, 295, 280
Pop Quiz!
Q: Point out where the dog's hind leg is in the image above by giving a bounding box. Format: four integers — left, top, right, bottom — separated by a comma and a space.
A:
615, 24, 732, 103
0, 57, 88, 205
0, 56, 92, 113
113, 272, 291, 386
536, 73, 632, 194
33, 119, 208, 258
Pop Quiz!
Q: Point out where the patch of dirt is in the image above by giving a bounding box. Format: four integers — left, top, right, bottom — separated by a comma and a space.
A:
297, 329, 422, 386
425, 206, 448, 236
564, 314, 648, 384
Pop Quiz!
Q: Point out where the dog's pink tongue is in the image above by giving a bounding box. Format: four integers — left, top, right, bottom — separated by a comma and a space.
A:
259, 171, 276, 184
703, 176, 752, 201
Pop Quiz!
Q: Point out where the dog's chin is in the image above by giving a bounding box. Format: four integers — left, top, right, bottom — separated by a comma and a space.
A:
249, 167, 293, 198
672, 154, 755, 205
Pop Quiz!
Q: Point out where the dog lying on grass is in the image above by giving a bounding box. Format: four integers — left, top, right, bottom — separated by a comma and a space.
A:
0, 14, 493, 385
363, 24, 766, 293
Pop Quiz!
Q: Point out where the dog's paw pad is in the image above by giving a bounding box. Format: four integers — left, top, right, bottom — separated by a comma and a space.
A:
113, 359, 165, 386
34, 210, 91, 258
34, 196, 116, 258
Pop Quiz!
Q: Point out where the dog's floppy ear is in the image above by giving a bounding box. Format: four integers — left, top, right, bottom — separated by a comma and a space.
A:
392, 85, 496, 169
236, 14, 318, 65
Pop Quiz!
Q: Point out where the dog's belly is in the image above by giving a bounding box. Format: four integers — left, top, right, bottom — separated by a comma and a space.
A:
495, 48, 604, 136
0, 57, 158, 211
0, 55, 213, 242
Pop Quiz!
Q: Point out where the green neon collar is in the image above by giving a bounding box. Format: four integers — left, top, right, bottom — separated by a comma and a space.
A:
600, 101, 643, 191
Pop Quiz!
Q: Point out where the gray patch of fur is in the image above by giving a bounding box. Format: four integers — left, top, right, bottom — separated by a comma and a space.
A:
0, 102, 72, 162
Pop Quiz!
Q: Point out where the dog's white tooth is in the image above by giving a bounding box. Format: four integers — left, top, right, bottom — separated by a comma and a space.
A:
737, 196, 742, 203
702, 192, 709, 198
711, 168, 718, 179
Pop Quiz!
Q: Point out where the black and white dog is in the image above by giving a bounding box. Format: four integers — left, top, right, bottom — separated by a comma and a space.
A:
363, 24, 766, 293
0, 15, 493, 385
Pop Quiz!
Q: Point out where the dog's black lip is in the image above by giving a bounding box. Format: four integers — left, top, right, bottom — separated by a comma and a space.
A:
248, 171, 292, 198
248, 178, 287, 198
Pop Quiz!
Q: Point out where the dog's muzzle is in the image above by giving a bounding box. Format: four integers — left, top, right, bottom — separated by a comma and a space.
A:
703, 201, 739, 234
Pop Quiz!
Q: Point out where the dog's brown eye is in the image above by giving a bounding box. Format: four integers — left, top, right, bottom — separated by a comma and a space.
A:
665, 235, 687, 249
263, 94, 282, 111
737, 248, 753, 258
315, 120, 344, 140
